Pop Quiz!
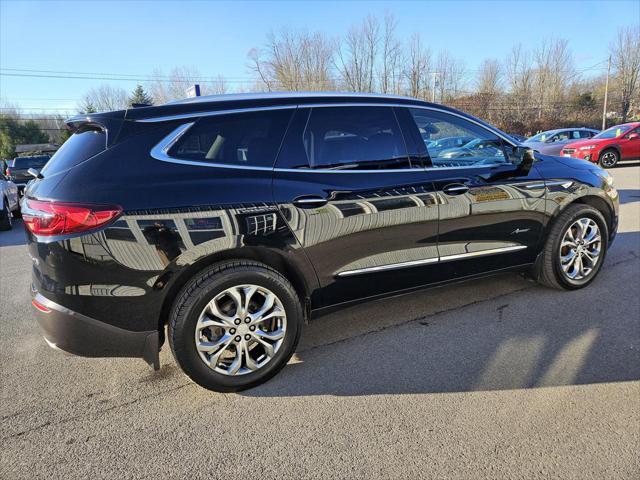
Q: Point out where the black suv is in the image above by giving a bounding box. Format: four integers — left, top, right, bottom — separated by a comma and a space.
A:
24, 93, 619, 392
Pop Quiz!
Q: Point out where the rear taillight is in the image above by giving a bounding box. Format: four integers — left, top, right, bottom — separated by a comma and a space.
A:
5, 168, 10, 176
22, 199, 122, 236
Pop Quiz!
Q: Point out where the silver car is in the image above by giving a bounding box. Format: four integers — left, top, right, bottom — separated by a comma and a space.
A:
0, 171, 20, 231
524, 128, 599, 156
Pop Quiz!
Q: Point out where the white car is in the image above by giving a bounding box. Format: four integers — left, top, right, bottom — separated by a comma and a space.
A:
0, 171, 20, 230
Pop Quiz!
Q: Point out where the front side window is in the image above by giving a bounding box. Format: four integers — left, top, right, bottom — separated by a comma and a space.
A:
169, 109, 293, 168
302, 107, 409, 170
409, 108, 508, 167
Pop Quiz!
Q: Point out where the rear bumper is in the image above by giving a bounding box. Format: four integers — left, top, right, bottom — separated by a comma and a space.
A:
32, 289, 159, 369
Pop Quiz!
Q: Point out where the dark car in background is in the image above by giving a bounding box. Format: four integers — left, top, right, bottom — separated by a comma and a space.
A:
24, 92, 618, 392
523, 128, 599, 156
6, 155, 50, 193
561, 122, 640, 168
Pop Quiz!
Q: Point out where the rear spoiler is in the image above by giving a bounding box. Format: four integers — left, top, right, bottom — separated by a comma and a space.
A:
65, 110, 126, 147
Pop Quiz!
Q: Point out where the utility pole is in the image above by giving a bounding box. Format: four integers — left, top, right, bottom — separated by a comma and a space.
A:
431, 72, 439, 103
602, 55, 611, 130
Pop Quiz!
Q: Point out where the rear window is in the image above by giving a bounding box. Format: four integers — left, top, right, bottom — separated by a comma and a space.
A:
12, 157, 49, 168
41, 129, 106, 176
169, 109, 293, 168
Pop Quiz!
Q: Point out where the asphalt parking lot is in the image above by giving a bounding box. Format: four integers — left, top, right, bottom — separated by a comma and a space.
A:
1, 165, 639, 479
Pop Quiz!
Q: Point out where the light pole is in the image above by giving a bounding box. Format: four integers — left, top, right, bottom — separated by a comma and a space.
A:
602, 55, 611, 130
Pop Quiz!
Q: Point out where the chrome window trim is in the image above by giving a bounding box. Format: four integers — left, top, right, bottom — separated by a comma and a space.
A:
336, 245, 527, 277
149, 102, 518, 172
138, 105, 297, 123
150, 122, 195, 163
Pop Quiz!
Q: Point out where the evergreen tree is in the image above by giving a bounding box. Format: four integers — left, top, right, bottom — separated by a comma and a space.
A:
129, 85, 153, 106
0, 116, 49, 159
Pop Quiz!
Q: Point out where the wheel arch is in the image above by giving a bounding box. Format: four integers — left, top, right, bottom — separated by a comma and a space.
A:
549, 194, 614, 239
599, 145, 621, 160
156, 247, 315, 337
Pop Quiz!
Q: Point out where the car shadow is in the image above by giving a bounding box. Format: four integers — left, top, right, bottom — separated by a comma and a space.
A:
242, 230, 640, 398
0, 219, 27, 247
618, 189, 640, 204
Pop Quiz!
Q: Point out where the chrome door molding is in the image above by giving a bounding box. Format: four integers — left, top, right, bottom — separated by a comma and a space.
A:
336, 245, 528, 277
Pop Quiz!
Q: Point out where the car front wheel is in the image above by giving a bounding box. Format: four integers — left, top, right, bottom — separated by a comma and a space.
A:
599, 149, 619, 168
535, 204, 608, 290
169, 260, 303, 392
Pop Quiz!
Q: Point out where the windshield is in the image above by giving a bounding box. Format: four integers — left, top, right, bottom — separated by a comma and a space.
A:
593, 125, 632, 139
526, 132, 553, 142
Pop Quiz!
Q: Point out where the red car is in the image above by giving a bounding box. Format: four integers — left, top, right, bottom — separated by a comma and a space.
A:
561, 122, 640, 168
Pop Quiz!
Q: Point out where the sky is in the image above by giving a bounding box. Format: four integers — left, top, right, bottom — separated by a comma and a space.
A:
1, 0, 638, 113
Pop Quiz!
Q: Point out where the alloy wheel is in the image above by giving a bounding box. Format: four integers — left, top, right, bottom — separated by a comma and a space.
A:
194, 284, 287, 375
600, 151, 617, 168
559, 218, 601, 281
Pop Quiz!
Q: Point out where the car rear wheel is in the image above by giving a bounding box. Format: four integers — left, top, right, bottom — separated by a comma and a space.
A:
168, 260, 303, 392
535, 204, 608, 290
0, 200, 12, 231
599, 149, 619, 168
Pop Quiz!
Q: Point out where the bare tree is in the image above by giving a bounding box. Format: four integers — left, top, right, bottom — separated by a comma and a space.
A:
249, 30, 336, 91
533, 38, 574, 118
379, 13, 403, 94
146, 67, 227, 103
78, 84, 129, 113
477, 59, 502, 95
505, 44, 534, 121
336, 15, 380, 91
610, 26, 640, 122
436, 50, 466, 102
403, 33, 431, 100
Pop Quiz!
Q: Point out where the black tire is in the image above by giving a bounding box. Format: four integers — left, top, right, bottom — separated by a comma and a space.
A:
599, 149, 619, 168
169, 260, 303, 392
535, 204, 608, 290
0, 200, 12, 231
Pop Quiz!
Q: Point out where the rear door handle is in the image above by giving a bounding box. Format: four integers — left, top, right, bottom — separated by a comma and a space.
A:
442, 184, 469, 195
293, 195, 328, 208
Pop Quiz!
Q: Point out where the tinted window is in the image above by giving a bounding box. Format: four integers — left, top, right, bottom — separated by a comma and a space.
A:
302, 107, 409, 170
170, 109, 293, 167
12, 156, 49, 168
41, 129, 105, 176
409, 109, 508, 167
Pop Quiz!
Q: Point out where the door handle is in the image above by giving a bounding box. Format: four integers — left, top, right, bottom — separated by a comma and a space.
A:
442, 184, 469, 195
293, 195, 328, 208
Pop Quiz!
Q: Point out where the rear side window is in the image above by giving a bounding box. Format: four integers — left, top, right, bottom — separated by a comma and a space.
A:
302, 106, 409, 170
169, 109, 293, 168
41, 129, 106, 176
12, 157, 49, 168
579, 130, 594, 138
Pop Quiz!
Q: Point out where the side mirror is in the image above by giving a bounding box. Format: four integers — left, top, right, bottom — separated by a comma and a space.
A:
27, 168, 43, 179
511, 146, 535, 173
627, 132, 639, 140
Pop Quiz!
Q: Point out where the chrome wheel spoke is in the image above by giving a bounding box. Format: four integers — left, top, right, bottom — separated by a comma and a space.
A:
254, 328, 285, 342
227, 345, 243, 375
242, 341, 259, 371
225, 287, 243, 317
207, 300, 235, 326
242, 285, 259, 316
